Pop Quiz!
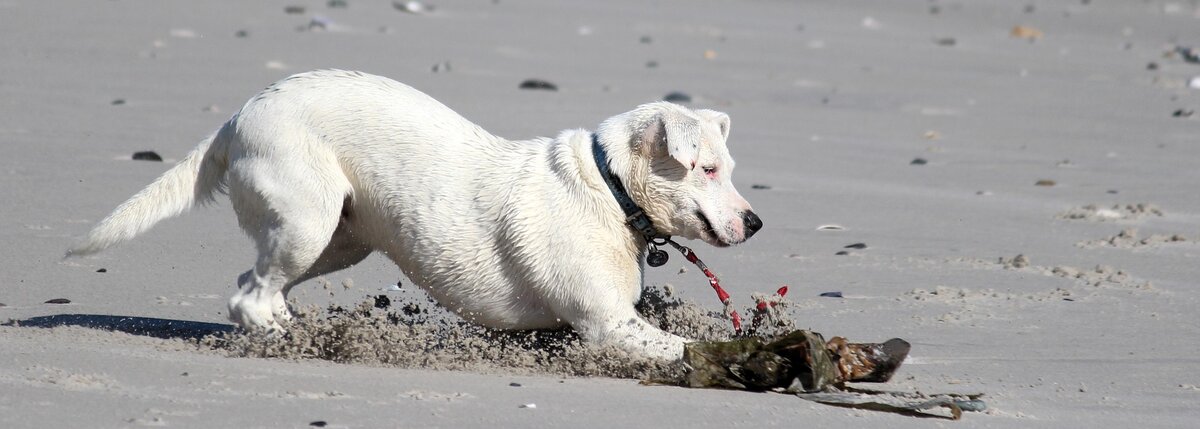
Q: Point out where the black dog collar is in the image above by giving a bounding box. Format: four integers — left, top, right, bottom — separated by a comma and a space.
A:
591, 134, 671, 266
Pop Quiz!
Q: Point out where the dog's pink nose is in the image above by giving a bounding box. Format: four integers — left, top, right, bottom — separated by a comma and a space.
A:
742, 211, 762, 238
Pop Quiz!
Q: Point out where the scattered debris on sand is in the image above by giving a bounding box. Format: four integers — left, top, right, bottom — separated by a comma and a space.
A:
1057, 203, 1163, 222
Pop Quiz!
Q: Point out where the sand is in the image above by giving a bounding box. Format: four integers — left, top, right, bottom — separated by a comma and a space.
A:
3, 0, 1200, 427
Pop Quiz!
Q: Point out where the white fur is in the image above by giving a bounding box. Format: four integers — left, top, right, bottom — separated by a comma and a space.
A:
69, 70, 759, 361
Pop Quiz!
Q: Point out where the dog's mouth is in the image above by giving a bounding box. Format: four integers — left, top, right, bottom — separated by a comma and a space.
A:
695, 210, 730, 247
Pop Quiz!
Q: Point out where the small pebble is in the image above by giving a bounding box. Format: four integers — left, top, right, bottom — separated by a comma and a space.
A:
520, 403, 537, 409
1035, 179, 1056, 187
284, 5, 306, 14
45, 298, 71, 304
235, 29, 249, 38
431, 61, 451, 73
1146, 62, 1158, 71
844, 243, 867, 249
1173, 109, 1193, 118
509, 382, 522, 387
910, 158, 928, 165
819, 291, 843, 298
639, 35, 653, 44
307, 17, 331, 31
751, 184, 771, 190
518, 79, 557, 91
0, 303, 7, 308
111, 99, 126, 106
96, 268, 107, 273
1106, 189, 1119, 194
834, 250, 850, 256
1010, 25, 1043, 40
1176, 46, 1200, 64
645, 60, 658, 68
309, 421, 328, 428
934, 37, 956, 46
132, 151, 163, 162
663, 92, 692, 103
816, 224, 845, 231
393, 1, 426, 14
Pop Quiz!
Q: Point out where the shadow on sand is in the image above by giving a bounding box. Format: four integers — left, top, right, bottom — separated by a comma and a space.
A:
4, 314, 235, 341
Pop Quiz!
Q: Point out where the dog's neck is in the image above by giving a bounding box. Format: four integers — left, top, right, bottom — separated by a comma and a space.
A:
591, 134, 665, 244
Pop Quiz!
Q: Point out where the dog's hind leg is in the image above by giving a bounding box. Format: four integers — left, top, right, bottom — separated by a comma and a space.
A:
224, 151, 352, 333
284, 198, 373, 294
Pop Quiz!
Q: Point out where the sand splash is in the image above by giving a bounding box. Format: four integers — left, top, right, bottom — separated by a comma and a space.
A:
204, 285, 782, 380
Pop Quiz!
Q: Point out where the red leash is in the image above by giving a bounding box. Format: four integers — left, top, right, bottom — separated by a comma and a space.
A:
659, 240, 731, 334
661, 239, 789, 336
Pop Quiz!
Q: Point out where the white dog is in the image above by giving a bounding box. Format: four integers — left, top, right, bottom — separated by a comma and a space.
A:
70, 70, 762, 361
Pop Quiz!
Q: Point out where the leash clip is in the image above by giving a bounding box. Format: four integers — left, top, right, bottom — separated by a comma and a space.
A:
646, 237, 670, 267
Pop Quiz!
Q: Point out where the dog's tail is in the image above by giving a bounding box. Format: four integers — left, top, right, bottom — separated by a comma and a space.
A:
67, 130, 229, 257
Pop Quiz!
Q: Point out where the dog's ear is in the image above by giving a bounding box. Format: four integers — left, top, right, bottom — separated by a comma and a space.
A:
640, 105, 701, 170
696, 109, 731, 142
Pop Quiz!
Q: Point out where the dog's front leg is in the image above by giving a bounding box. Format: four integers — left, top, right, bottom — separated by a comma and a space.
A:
567, 304, 688, 362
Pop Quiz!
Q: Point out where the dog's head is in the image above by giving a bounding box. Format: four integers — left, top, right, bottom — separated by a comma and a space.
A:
597, 102, 761, 247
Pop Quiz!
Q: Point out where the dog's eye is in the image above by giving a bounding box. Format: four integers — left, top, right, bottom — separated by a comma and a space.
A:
702, 166, 717, 178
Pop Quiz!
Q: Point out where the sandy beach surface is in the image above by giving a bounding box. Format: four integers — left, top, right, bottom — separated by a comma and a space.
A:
3, 0, 1199, 427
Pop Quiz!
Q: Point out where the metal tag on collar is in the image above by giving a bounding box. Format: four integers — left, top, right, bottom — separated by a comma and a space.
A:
647, 237, 670, 267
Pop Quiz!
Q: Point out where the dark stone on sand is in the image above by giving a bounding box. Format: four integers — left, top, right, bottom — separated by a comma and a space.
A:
328, 0, 348, 8
1035, 179, 1056, 187
639, 35, 653, 44
0, 303, 6, 308
1147, 62, 1158, 70
834, 251, 850, 256
373, 294, 391, 309
518, 79, 557, 91
819, 291, 843, 298
285, 5, 306, 14
111, 99, 125, 106
663, 92, 692, 103
235, 29, 249, 38
96, 268, 107, 273
1107, 189, 1119, 194
934, 37, 956, 46
509, 382, 522, 387
751, 184, 771, 190
44, 298, 71, 304
844, 243, 867, 249
1176, 46, 1200, 64
309, 422, 328, 428
132, 151, 163, 162
910, 158, 928, 165
1172, 109, 1193, 118
645, 60, 658, 68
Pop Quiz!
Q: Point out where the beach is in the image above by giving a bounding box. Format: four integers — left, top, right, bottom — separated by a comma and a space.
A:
2, 0, 1199, 427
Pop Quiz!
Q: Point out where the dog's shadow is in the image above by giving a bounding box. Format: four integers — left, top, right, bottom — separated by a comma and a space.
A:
5, 314, 234, 341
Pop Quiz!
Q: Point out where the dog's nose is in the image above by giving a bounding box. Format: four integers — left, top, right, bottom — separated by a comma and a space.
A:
742, 211, 763, 238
